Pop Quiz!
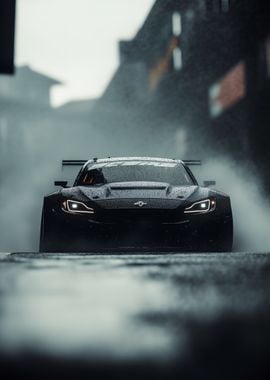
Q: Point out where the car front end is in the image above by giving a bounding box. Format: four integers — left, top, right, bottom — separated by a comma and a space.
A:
41, 184, 232, 252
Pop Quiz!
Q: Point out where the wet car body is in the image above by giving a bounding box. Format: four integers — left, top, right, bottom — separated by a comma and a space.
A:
39, 157, 233, 252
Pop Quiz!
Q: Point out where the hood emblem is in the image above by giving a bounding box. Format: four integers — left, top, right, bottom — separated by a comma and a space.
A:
134, 201, 147, 208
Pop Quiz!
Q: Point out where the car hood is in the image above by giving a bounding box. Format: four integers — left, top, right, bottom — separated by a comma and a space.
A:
77, 182, 199, 201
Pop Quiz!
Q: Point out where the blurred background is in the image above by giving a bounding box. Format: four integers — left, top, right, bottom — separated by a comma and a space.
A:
1, 0, 270, 252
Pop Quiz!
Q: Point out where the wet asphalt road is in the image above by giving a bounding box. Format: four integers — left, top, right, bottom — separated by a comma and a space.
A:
1, 251, 270, 379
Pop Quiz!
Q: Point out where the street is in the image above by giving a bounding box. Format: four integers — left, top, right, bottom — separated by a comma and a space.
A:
1, 251, 270, 379
1, 1, 270, 379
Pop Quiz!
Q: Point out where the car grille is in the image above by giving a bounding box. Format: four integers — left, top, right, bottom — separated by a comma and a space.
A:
94, 208, 183, 224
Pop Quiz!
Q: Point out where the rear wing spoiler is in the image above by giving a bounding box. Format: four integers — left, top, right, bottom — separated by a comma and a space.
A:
62, 160, 88, 166
182, 160, 201, 166
61, 159, 201, 166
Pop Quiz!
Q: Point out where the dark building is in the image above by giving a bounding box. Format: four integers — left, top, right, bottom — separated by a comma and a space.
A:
0, 0, 16, 74
96, 0, 270, 188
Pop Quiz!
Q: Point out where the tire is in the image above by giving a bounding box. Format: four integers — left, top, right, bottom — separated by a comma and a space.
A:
209, 219, 233, 252
39, 210, 64, 252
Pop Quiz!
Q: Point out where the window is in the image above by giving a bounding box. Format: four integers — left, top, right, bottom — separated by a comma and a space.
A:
172, 12, 181, 37
172, 12, 182, 71
78, 161, 195, 187
173, 47, 182, 71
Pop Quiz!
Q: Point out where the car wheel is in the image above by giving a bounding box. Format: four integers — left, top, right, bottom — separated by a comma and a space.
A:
39, 210, 65, 252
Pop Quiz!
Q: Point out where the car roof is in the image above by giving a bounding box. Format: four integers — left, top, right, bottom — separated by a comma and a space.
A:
85, 157, 184, 167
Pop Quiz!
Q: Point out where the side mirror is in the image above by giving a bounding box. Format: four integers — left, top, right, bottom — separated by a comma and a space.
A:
203, 180, 216, 187
54, 180, 68, 188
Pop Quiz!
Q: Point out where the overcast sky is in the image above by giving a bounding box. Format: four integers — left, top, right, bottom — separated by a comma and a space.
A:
16, 0, 155, 106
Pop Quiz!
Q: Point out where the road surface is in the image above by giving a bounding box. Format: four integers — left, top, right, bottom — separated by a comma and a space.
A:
1, 251, 270, 379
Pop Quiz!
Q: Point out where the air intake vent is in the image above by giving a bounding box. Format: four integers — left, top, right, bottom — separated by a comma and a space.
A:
110, 186, 167, 190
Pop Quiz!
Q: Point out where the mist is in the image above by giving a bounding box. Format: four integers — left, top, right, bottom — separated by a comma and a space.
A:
198, 158, 270, 252
0, 97, 269, 253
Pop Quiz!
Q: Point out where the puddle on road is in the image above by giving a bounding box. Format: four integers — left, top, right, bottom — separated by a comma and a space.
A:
1, 251, 270, 365
0, 252, 183, 363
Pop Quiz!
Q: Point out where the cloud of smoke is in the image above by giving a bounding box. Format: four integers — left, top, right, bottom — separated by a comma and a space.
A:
197, 157, 270, 251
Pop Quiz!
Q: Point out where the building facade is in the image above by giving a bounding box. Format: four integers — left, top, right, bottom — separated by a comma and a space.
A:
96, 0, 270, 188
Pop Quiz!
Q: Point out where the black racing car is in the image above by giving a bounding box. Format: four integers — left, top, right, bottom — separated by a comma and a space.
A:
39, 157, 233, 252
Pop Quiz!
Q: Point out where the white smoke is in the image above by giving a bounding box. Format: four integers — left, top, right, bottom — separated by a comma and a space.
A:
198, 157, 270, 251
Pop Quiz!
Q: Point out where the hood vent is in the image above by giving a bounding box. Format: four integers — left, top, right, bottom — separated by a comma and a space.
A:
110, 186, 167, 191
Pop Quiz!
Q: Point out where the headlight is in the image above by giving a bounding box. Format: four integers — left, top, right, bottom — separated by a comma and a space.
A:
184, 199, 216, 214
62, 200, 94, 214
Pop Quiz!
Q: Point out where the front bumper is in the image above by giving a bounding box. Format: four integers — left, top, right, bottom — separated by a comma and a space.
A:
52, 211, 229, 251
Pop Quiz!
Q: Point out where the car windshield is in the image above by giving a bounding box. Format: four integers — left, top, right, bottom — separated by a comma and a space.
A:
77, 161, 194, 186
